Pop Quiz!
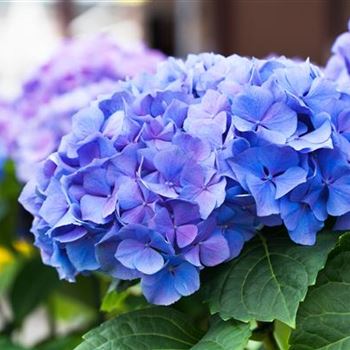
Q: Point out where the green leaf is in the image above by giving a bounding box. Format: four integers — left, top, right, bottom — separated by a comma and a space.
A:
205, 231, 338, 327
100, 290, 129, 313
0, 161, 22, 248
37, 336, 82, 350
49, 292, 95, 323
74, 307, 204, 350
0, 337, 30, 350
9, 257, 60, 323
290, 232, 350, 350
101, 283, 147, 314
0, 258, 22, 296
191, 316, 251, 350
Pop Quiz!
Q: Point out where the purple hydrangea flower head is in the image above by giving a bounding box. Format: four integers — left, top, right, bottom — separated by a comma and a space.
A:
0, 99, 16, 158
12, 34, 164, 182
20, 52, 350, 305
325, 20, 350, 92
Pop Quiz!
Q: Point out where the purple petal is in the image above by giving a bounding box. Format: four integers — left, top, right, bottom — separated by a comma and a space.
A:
121, 206, 148, 224
262, 102, 297, 137
183, 245, 201, 267
80, 195, 108, 224
118, 179, 142, 210
200, 234, 230, 266
176, 224, 198, 248
334, 212, 350, 230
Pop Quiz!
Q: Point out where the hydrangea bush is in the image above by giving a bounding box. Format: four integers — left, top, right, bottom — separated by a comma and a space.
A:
12, 34, 164, 182
20, 52, 350, 309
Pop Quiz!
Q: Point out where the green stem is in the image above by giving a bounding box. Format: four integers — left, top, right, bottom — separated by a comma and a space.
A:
263, 332, 280, 350
91, 274, 104, 325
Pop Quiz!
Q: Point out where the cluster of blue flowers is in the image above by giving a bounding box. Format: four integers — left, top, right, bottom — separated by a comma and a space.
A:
20, 53, 350, 305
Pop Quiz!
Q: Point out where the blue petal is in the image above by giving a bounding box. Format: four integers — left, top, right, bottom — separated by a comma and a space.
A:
173, 262, 200, 296
80, 195, 108, 224
133, 247, 164, 275
153, 147, 186, 180
115, 239, 145, 270
274, 166, 307, 199
72, 106, 104, 139
39, 180, 68, 226
231, 85, 273, 123
141, 268, 181, 305
96, 229, 140, 280
288, 120, 333, 152
246, 175, 279, 217
223, 228, 245, 259
334, 212, 350, 230
328, 175, 350, 216
65, 237, 100, 271
262, 102, 297, 137
83, 169, 111, 196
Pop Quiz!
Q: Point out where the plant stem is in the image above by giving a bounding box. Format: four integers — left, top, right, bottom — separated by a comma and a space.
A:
263, 332, 280, 350
91, 274, 104, 325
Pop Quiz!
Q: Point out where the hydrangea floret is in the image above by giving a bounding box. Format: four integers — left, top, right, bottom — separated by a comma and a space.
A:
20, 53, 350, 305
12, 34, 164, 181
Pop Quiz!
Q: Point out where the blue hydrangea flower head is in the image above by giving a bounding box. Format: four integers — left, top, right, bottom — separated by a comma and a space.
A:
20, 52, 350, 305
12, 34, 164, 182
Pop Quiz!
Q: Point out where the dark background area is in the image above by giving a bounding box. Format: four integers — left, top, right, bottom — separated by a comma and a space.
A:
54, 0, 350, 65
0, 0, 349, 99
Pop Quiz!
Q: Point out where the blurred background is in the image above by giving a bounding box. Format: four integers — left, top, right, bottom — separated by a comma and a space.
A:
0, 1, 350, 349
1, 0, 350, 98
